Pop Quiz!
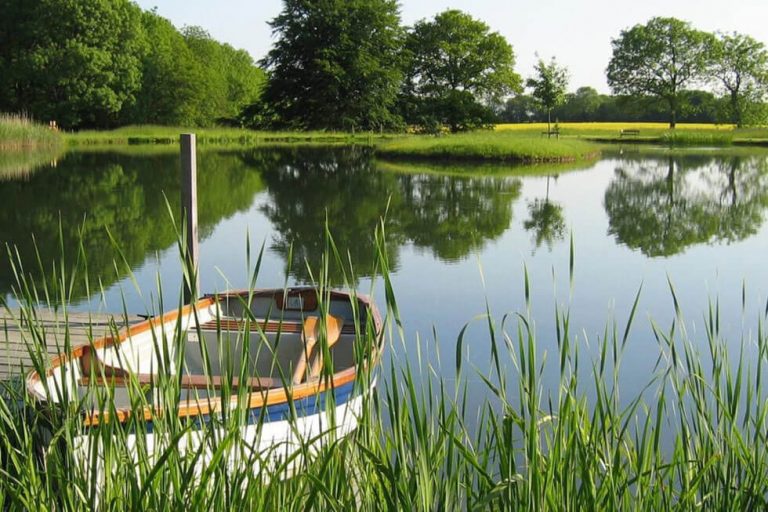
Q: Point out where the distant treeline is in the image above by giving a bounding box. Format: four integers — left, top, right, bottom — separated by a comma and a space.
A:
1, 0, 766, 132
0, 0, 264, 130
501, 87, 760, 125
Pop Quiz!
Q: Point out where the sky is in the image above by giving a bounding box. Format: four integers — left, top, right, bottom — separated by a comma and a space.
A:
134, 0, 768, 93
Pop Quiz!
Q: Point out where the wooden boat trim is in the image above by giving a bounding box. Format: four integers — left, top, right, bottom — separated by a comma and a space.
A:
82, 367, 359, 427
26, 297, 216, 390
78, 373, 281, 390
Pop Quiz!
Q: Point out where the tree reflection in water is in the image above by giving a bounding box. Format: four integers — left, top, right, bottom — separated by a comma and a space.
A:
524, 175, 566, 252
0, 150, 265, 299
604, 153, 768, 257
253, 147, 522, 284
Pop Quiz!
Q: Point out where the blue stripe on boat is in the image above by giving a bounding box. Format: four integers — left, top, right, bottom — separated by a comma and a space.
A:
88, 381, 357, 434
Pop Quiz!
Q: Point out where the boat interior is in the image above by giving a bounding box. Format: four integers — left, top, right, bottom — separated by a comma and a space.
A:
30, 289, 379, 409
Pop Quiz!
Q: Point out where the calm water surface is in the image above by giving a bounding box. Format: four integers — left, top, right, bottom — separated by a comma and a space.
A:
2, 146, 768, 400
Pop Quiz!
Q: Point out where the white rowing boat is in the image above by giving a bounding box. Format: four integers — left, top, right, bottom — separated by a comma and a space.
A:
26, 287, 383, 475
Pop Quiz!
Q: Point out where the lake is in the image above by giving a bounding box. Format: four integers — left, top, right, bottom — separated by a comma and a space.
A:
2, 145, 768, 402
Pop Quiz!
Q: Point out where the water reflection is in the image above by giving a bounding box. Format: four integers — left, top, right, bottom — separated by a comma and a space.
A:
604, 153, 768, 257
4, 146, 766, 304
523, 175, 566, 252
0, 146, 64, 181
253, 147, 522, 283
0, 150, 264, 299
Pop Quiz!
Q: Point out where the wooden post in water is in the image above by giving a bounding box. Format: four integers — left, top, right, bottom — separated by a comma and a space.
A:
180, 134, 199, 303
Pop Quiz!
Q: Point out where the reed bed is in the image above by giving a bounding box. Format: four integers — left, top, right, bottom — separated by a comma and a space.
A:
0, 113, 62, 150
1, 229, 767, 510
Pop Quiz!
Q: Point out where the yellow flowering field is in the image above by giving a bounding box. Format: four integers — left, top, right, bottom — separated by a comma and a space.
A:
495, 122, 736, 133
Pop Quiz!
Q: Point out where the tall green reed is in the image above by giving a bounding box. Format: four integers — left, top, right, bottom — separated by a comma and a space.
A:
1, 222, 767, 510
0, 113, 62, 149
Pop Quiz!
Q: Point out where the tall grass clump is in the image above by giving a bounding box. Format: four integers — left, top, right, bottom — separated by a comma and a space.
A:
661, 129, 734, 146
0, 113, 62, 150
2, 224, 768, 510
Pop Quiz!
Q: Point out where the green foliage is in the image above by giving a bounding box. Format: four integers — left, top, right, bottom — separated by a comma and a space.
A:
607, 17, 713, 128
182, 27, 265, 127
259, 0, 404, 130
709, 32, 768, 127
128, 21, 265, 127
126, 12, 202, 126
526, 57, 569, 130
0, 0, 147, 129
402, 9, 521, 132
0, 3, 264, 130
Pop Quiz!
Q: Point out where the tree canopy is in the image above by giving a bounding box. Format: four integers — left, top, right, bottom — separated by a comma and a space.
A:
402, 9, 521, 132
0, 2, 265, 129
259, 0, 404, 131
709, 32, 768, 127
606, 17, 712, 128
527, 57, 569, 132
0, 0, 146, 129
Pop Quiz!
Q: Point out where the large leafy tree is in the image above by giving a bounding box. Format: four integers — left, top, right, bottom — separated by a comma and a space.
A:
128, 21, 264, 127
260, 0, 404, 131
0, 0, 146, 129
402, 9, 521, 132
606, 17, 712, 128
527, 57, 569, 134
709, 32, 768, 127
126, 11, 200, 125
183, 27, 265, 126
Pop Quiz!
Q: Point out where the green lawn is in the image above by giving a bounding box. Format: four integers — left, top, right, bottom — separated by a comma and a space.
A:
376, 131, 600, 163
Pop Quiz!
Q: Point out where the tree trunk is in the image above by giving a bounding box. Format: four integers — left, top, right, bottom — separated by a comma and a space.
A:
547, 110, 552, 138
669, 97, 677, 129
731, 90, 742, 128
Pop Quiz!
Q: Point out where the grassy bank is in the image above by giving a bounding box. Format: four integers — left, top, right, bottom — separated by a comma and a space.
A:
497, 121, 768, 146
2, 229, 768, 510
376, 132, 600, 163
66, 125, 387, 147
0, 114, 62, 150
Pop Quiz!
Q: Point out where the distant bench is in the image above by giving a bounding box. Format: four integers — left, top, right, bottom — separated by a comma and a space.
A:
541, 128, 560, 139
620, 129, 640, 137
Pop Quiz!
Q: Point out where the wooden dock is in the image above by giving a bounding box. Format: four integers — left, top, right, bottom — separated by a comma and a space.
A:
0, 309, 140, 381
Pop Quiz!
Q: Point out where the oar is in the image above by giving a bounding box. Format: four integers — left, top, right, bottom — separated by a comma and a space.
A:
309, 315, 343, 379
292, 314, 343, 384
